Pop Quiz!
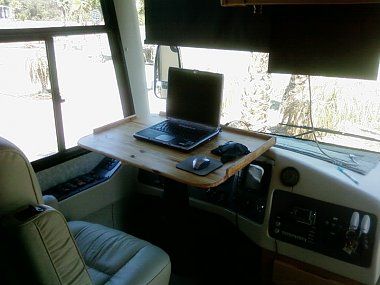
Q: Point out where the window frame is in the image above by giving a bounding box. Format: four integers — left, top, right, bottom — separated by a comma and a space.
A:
0, 0, 134, 171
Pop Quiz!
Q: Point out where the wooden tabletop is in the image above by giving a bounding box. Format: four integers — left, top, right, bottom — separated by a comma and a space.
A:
78, 114, 276, 188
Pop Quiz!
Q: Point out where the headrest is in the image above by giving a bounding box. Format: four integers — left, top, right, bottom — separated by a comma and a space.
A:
0, 137, 42, 216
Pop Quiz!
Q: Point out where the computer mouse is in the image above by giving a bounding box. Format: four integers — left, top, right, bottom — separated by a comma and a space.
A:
192, 156, 210, 170
211, 141, 250, 163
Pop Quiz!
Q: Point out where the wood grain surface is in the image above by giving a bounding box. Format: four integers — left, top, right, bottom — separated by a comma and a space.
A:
78, 115, 276, 188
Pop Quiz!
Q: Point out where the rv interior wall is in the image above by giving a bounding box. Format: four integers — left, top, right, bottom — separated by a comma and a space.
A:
113, 0, 149, 117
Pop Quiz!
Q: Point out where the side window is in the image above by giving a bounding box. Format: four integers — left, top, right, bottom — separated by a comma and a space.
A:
136, 1, 180, 113
153, 45, 181, 99
0, 1, 128, 162
54, 34, 123, 149
0, 41, 58, 160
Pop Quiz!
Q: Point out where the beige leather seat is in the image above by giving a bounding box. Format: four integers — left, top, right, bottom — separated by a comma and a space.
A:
0, 137, 171, 285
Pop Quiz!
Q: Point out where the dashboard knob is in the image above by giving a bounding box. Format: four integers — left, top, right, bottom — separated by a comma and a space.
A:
280, 167, 300, 187
349, 212, 360, 231
360, 215, 371, 235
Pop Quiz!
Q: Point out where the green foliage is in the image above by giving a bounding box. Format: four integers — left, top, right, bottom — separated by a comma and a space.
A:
136, 0, 145, 25
6, 0, 102, 24
9, 0, 59, 21
0, 0, 10, 6
71, 0, 101, 24
28, 54, 50, 94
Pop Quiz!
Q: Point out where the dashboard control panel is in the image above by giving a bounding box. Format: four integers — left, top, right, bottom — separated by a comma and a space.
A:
186, 160, 273, 224
269, 190, 376, 267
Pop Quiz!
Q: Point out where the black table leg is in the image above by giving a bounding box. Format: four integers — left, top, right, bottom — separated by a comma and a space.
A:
162, 177, 189, 216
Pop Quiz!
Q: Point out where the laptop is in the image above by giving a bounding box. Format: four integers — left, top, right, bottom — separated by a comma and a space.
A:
133, 67, 224, 151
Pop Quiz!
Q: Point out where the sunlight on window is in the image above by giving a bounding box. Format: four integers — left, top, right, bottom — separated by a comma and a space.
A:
145, 46, 380, 153
0, 42, 58, 161
0, 0, 104, 29
136, 0, 380, 153
179, 47, 380, 153
54, 34, 123, 149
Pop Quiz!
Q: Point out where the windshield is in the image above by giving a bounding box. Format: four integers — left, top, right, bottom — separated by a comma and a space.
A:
136, 0, 380, 172
147, 47, 380, 154
181, 48, 380, 151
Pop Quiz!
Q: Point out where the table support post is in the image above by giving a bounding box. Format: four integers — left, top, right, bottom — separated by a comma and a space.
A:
162, 178, 189, 214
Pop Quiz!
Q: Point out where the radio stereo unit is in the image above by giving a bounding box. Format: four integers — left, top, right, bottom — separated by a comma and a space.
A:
269, 190, 376, 267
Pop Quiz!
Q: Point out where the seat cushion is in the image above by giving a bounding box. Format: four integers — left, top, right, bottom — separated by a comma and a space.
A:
68, 221, 171, 285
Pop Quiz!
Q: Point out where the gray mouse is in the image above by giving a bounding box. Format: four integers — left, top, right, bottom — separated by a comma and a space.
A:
192, 156, 210, 170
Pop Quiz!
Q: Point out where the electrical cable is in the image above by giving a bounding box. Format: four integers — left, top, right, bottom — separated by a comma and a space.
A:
233, 166, 248, 232
235, 208, 239, 232
224, 120, 251, 130
233, 172, 240, 232
307, 76, 356, 168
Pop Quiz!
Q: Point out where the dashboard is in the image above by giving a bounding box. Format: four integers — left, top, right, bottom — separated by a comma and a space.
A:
269, 190, 376, 268
182, 147, 380, 285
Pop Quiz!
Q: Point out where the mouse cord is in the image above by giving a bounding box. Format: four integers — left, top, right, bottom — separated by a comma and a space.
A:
234, 166, 249, 232
233, 171, 241, 231
224, 120, 251, 130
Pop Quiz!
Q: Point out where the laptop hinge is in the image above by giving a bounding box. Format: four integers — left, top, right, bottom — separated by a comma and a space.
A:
168, 117, 219, 131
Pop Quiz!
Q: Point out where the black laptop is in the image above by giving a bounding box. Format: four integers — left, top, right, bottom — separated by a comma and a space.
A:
133, 67, 224, 151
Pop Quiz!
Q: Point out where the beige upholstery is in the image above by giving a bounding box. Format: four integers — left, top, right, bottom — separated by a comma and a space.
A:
0, 137, 92, 284
69, 221, 171, 285
0, 137, 42, 215
1, 205, 92, 284
0, 136, 171, 285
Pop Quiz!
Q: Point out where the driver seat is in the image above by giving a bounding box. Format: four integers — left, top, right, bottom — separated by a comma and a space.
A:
0, 136, 171, 285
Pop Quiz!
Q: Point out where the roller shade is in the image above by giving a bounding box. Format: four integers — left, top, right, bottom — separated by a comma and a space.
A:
268, 5, 380, 79
145, 0, 380, 79
144, 0, 272, 52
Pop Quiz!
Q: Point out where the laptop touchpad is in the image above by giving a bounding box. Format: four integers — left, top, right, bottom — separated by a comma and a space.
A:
155, 134, 175, 142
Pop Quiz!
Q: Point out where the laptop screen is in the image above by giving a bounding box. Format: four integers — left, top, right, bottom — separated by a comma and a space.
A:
166, 67, 224, 127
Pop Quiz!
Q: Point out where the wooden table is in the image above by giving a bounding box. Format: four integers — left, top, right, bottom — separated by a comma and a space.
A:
78, 114, 276, 189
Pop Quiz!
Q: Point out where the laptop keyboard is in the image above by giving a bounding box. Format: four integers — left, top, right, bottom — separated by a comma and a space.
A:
152, 121, 209, 140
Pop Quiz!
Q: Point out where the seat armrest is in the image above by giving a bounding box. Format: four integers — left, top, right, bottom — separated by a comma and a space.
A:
43, 195, 60, 211
0, 205, 91, 285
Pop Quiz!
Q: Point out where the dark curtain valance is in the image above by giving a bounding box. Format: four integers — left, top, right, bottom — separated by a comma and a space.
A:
145, 0, 380, 79
269, 5, 380, 79
144, 0, 271, 52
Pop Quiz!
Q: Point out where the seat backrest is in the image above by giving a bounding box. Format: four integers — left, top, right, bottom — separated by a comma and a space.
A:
0, 136, 92, 285
0, 137, 42, 215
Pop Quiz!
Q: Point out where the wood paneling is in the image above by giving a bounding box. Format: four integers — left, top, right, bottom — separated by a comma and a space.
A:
261, 250, 364, 285
78, 115, 275, 188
